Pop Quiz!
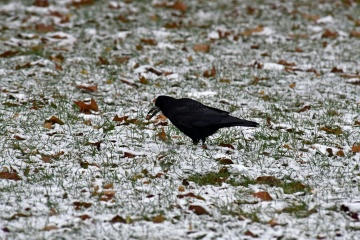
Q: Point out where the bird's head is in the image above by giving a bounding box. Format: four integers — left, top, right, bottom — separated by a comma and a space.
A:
146, 95, 175, 120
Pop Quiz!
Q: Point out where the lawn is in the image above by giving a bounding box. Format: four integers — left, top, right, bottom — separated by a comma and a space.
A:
0, 0, 360, 239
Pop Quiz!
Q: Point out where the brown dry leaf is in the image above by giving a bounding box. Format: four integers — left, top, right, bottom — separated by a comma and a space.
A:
141, 38, 157, 46
79, 214, 91, 221
253, 191, 273, 201
322, 29, 338, 38
110, 215, 126, 223
15, 62, 32, 70
289, 82, 296, 89
73, 201, 92, 210
41, 155, 52, 163
355, 120, 360, 126
177, 192, 205, 201
97, 56, 109, 65
74, 98, 99, 114
189, 205, 209, 215
123, 152, 136, 158
152, 214, 166, 223
45, 116, 64, 125
172, 1, 187, 12
139, 76, 149, 84
164, 22, 180, 29
0, 171, 21, 181
298, 105, 311, 113
193, 44, 210, 53
70, 0, 94, 8
42, 225, 58, 231
103, 183, 113, 189
35, 23, 55, 33
113, 115, 129, 123
76, 84, 97, 92
301, 13, 319, 22
117, 15, 129, 23
157, 128, 167, 141
14, 135, 26, 140
34, 0, 49, 7
352, 144, 360, 153
336, 150, 345, 157
0, 50, 19, 58
217, 158, 234, 165
350, 31, 360, 38
178, 185, 185, 192
50, 11, 70, 23
114, 56, 130, 64
256, 176, 281, 186
100, 190, 115, 201
331, 67, 343, 73
278, 60, 296, 67
241, 25, 264, 36
320, 126, 342, 135
146, 67, 163, 76
203, 66, 216, 78
44, 122, 53, 129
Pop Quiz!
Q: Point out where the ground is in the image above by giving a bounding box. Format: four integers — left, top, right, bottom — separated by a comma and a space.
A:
0, 0, 360, 239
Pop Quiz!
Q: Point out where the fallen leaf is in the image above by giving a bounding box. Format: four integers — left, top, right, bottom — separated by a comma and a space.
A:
352, 144, 360, 153
35, 23, 55, 33
42, 225, 58, 231
256, 176, 281, 186
110, 215, 126, 223
103, 183, 113, 189
336, 150, 345, 157
146, 67, 163, 76
70, 0, 94, 8
74, 98, 99, 113
350, 31, 360, 38
177, 192, 205, 201
141, 38, 157, 46
123, 152, 136, 158
203, 66, 216, 78
331, 67, 343, 73
73, 201, 92, 210
0, 171, 21, 181
152, 214, 166, 223
320, 126, 342, 135
193, 44, 210, 53
189, 205, 209, 215
100, 190, 115, 201
0, 50, 19, 58
172, 1, 187, 12
14, 135, 26, 140
157, 128, 167, 141
113, 115, 129, 123
139, 76, 149, 84
216, 157, 234, 165
252, 191, 272, 201
79, 214, 91, 220
45, 116, 64, 125
289, 82, 296, 89
298, 105, 311, 113
114, 56, 130, 64
44, 122, 53, 129
244, 230, 258, 237
33, 0, 49, 7
241, 25, 264, 36
76, 84, 97, 92
322, 29, 338, 38
278, 60, 296, 66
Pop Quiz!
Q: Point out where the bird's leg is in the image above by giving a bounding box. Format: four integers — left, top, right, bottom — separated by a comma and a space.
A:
192, 139, 199, 145
201, 138, 208, 149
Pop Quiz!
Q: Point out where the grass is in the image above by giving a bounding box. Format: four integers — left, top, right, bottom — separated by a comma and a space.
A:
0, 0, 360, 239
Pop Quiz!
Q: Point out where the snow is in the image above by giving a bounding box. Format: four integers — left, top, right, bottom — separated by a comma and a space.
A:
0, 0, 360, 239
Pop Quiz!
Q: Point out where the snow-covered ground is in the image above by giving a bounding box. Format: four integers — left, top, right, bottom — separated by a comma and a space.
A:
0, 0, 359, 239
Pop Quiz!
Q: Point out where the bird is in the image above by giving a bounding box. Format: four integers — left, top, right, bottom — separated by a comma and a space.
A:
146, 95, 259, 144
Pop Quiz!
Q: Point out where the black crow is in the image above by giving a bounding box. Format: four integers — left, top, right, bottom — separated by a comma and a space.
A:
147, 96, 259, 144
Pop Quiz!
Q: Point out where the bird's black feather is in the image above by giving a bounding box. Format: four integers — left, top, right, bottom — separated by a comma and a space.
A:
148, 95, 259, 144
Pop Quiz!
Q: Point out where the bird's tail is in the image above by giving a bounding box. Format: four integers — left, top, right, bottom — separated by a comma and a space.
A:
221, 116, 259, 128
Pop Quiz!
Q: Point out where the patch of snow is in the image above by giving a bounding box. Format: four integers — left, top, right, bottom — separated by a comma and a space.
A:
263, 63, 285, 71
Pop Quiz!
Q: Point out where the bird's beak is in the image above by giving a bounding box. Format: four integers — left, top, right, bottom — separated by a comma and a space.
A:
146, 106, 161, 120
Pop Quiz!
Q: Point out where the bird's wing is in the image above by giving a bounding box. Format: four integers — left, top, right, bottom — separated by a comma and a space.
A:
179, 98, 229, 114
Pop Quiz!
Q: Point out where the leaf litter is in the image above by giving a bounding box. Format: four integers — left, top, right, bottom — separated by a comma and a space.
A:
0, 0, 360, 239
